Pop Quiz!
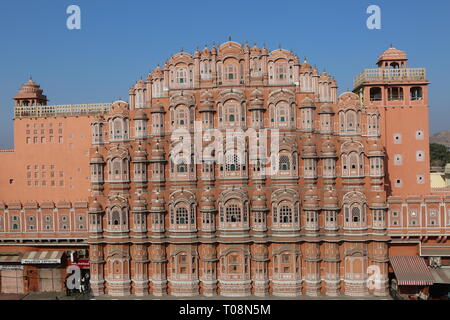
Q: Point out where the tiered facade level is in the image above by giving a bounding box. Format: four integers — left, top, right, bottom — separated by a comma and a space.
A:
0, 42, 448, 297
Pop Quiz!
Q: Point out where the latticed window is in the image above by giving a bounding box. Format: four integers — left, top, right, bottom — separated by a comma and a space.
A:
111, 210, 120, 225
279, 155, 290, 171
352, 206, 361, 222
279, 205, 292, 223
276, 64, 287, 80
176, 68, 187, 84
226, 65, 237, 80
226, 153, 241, 171
176, 108, 188, 125
226, 204, 241, 222
176, 207, 189, 224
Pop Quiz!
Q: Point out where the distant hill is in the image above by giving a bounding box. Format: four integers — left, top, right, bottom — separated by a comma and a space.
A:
430, 130, 450, 148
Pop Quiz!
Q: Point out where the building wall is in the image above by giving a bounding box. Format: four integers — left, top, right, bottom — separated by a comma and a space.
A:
0, 117, 93, 203
0, 42, 448, 297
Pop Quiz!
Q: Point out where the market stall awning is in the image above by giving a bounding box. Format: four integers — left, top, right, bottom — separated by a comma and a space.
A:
390, 255, 434, 286
430, 268, 450, 284
21, 251, 64, 264
0, 253, 22, 264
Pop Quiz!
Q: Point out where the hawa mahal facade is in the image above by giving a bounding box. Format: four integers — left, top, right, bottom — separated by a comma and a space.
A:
0, 41, 449, 297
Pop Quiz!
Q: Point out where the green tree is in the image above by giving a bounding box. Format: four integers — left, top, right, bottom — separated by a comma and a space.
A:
430, 143, 450, 167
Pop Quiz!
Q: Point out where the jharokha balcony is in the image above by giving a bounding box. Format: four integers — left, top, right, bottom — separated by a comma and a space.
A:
353, 68, 427, 88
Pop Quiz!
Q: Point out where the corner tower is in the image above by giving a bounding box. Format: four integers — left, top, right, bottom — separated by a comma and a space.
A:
353, 47, 430, 196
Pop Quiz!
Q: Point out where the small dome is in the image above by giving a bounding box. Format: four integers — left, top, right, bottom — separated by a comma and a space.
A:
132, 197, 147, 212
90, 149, 104, 163
150, 102, 165, 113
194, 47, 201, 57
370, 193, 387, 209
302, 137, 317, 156
261, 46, 268, 55
250, 44, 261, 55
88, 200, 103, 213
300, 58, 312, 71
152, 66, 164, 78
318, 103, 334, 114
135, 80, 146, 89
150, 192, 165, 211
323, 188, 339, 209
251, 188, 267, 209
377, 47, 407, 63
200, 189, 216, 211
14, 77, 47, 102
151, 144, 165, 159
133, 108, 148, 120
133, 144, 147, 160
367, 139, 384, 155
201, 46, 211, 57
300, 97, 315, 108
321, 139, 336, 155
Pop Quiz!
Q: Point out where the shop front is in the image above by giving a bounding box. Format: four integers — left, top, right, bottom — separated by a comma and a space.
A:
21, 251, 66, 293
0, 253, 25, 294
421, 244, 450, 299
389, 255, 434, 299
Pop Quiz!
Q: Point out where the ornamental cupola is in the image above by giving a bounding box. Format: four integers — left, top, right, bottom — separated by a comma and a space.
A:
251, 186, 268, 210
302, 136, 317, 157
14, 77, 48, 106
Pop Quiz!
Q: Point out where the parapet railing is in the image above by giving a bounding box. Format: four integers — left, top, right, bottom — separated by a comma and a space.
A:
354, 68, 426, 88
14, 103, 112, 118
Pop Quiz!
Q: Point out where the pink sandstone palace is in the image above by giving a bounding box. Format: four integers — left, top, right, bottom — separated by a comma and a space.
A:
0, 41, 449, 298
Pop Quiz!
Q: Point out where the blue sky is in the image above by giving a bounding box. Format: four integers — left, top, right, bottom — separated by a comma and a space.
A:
0, 0, 449, 148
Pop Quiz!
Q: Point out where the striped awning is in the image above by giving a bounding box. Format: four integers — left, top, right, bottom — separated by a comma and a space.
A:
0, 253, 22, 264
21, 251, 64, 264
430, 268, 450, 284
390, 255, 434, 286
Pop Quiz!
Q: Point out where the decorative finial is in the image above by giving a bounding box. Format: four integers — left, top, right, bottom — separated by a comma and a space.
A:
390, 43, 393, 48
278, 43, 282, 49
228, 35, 232, 41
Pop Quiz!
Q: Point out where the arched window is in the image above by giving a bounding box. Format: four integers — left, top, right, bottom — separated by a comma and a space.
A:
279, 155, 290, 171
410, 87, 423, 101
388, 87, 404, 101
346, 111, 356, 131
176, 207, 188, 224
370, 87, 382, 101
113, 118, 123, 139
226, 204, 241, 222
